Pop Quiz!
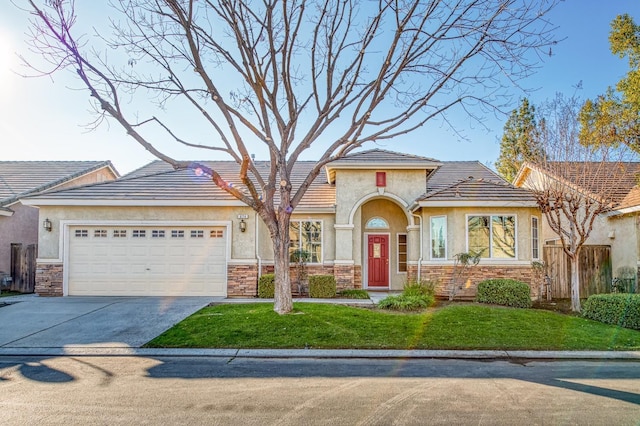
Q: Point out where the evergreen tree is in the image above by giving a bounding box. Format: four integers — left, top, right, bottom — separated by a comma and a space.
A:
496, 98, 543, 182
580, 14, 640, 151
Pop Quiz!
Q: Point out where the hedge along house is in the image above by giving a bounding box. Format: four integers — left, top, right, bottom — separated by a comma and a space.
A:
22, 150, 541, 298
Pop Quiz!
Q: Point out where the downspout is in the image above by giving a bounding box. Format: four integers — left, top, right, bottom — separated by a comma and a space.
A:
411, 211, 423, 282
255, 212, 262, 297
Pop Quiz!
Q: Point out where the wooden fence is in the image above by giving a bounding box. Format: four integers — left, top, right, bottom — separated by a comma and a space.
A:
9, 243, 37, 293
543, 245, 612, 299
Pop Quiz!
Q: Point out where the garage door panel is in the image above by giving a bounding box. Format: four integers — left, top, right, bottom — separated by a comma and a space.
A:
68, 226, 227, 296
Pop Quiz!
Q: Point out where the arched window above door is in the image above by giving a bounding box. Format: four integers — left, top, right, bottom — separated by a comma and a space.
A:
365, 217, 389, 229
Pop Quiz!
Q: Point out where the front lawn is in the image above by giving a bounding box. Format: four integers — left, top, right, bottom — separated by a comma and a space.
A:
146, 302, 640, 350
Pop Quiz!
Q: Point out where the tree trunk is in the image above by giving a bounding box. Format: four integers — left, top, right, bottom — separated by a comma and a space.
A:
272, 215, 293, 314
569, 254, 581, 313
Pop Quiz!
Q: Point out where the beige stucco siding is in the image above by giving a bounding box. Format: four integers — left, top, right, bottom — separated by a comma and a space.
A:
36, 205, 256, 260
334, 169, 424, 223
419, 206, 541, 262
256, 214, 336, 263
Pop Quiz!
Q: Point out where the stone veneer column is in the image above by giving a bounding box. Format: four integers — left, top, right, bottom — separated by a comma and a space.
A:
35, 263, 64, 296
227, 263, 258, 297
333, 224, 356, 288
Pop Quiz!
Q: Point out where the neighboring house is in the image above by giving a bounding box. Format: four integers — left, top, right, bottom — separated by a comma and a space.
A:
0, 161, 119, 289
22, 150, 540, 298
514, 161, 640, 290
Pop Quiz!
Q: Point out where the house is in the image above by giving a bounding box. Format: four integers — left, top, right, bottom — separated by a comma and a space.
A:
21, 150, 541, 298
514, 161, 640, 293
0, 161, 119, 291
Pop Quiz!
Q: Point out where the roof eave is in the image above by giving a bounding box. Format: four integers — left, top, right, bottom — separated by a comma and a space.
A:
417, 200, 539, 208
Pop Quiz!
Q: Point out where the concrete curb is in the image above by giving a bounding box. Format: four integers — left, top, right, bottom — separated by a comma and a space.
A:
0, 347, 639, 360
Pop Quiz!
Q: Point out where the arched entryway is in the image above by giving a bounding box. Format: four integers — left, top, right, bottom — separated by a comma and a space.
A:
360, 198, 409, 289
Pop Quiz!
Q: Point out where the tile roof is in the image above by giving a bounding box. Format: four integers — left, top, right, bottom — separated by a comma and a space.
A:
329, 148, 440, 164
522, 161, 640, 210
0, 161, 117, 207
22, 157, 537, 210
24, 160, 336, 211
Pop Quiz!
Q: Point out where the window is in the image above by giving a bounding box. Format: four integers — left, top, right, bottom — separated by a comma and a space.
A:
467, 215, 516, 259
132, 230, 146, 238
210, 230, 224, 238
94, 230, 107, 238
365, 217, 389, 229
532, 217, 539, 260
430, 216, 447, 259
75, 229, 88, 238
113, 230, 127, 238
152, 230, 165, 238
171, 230, 185, 238
191, 230, 204, 238
397, 234, 407, 272
289, 220, 322, 263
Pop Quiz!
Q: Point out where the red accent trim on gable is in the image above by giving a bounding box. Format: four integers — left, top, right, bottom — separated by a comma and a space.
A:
376, 172, 386, 187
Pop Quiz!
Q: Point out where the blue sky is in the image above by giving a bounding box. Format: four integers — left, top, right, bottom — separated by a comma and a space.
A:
1, 1, 640, 175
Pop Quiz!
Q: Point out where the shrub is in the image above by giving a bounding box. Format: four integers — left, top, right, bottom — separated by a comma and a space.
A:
338, 289, 370, 299
475, 279, 532, 308
402, 280, 436, 298
257, 274, 275, 298
377, 294, 434, 311
309, 275, 337, 298
582, 294, 640, 330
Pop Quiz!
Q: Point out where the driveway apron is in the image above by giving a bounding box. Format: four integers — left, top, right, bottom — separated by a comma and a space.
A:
0, 296, 215, 348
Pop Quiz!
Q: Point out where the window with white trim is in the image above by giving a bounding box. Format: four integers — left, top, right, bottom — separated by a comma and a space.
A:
152, 230, 165, 238
191, 230, 204, 238
289, 220, 322, 263
210, 230, 224, 238
430, 216, 447, 259
75, 229, 88, 238
397, 234, 407, 272
113, 230, 127, 238
94, 229, 107, 238
467, 215, 516, 259
532, 217, 540, 260
365, 217, 389, 229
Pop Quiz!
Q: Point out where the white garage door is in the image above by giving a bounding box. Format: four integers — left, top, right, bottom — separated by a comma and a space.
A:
67, 226, 227, 296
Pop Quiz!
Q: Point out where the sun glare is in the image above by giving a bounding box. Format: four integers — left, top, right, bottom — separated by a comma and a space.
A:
0, 32, 16, 86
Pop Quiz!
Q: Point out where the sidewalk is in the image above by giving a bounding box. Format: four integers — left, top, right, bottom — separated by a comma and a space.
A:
1, 293, 638, 360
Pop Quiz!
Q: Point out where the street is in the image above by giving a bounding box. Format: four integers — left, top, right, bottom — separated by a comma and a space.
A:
0, 356, 639, 425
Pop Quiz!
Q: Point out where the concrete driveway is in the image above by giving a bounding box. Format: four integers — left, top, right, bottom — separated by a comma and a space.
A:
0, 296, 216, 349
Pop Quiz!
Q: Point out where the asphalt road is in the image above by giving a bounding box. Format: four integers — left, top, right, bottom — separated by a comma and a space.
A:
0, 356, 639, 425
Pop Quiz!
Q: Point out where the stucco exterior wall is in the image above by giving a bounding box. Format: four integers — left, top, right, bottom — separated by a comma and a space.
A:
418, 206, 541, 263
0, 202, 39, 272
334, 169, 424, 223
36, 205, 257, 261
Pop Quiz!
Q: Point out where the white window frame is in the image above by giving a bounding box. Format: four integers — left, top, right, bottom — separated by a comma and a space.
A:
365, 217, 389, 229
465, 214, 518, 259
429, 215, 448, 260
531, 216, 540, 260
289, 219, 324, 264
396, 233, 407, 273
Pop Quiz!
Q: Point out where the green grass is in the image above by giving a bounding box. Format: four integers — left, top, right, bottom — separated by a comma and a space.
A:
146, 302, 640, 350
0, 291, 22, 298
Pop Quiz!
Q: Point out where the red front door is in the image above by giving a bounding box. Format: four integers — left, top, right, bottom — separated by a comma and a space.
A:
367, 234, 389, 288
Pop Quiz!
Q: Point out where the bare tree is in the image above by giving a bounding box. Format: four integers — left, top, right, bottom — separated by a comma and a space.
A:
518, 94, 635, 312
19, 0, 558, 314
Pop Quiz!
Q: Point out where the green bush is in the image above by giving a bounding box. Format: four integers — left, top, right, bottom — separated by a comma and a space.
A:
257, 274, 275, 298
338, 289, 370, 299
582, 294, 640, 330
377, 294, 434, 311
475, 279, 532, 308
309, 275, 337, 298
402, 280, 436, 297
